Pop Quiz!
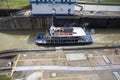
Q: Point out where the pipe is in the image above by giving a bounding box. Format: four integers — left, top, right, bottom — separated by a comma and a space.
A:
0, 45, 120, 58
76, 4, 83, 11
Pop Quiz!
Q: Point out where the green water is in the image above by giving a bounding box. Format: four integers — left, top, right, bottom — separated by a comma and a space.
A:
0, 29, 120, 51
92, 29, 120, 46
0, 30, 40, 51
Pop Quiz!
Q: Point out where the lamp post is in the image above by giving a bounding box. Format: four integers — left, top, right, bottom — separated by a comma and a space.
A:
52, 8, 56, 26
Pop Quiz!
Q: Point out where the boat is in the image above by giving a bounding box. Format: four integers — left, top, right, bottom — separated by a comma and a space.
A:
36, 24, 93, 45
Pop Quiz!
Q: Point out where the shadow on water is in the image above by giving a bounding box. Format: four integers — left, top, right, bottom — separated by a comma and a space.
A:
0, 29, 43, 35
94, 28, 120, 34
36, 43, 93, 47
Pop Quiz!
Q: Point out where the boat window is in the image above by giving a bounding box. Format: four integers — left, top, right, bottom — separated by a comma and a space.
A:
55, 39, 57, 42
38, 35, 41, 39
38, 34, 45, 39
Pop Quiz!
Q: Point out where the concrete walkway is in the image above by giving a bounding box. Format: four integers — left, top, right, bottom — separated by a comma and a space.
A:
75, 4, 120, 11
13, 65, 120, 71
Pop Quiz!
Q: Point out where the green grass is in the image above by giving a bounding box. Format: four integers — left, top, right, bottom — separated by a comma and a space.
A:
0, 0, 29, 8
0, 0, 120, 8
0, 74, 11, 80
102, 0, 120, 4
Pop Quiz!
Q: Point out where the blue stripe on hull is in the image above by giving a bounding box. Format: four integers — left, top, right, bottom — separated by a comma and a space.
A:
36, 38, 93, 45
36, 42, 93, 46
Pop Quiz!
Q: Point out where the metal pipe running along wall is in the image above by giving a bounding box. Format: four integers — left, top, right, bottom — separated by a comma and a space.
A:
0, 45, 120, 58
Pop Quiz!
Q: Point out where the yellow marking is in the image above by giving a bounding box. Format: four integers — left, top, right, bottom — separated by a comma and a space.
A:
17, 54, 120, 62
18, 58, 66, 62
10, 54, 21, 77
89, 54, 120, 58
51, 73, 57, 77
91, 67, 96, 70
112, 53, 116, 56
109, 55, 120, 57
103, 49, 109, 51
57, 56, 61, 59
42, 75, 90, 80
23, 54, 27, 57
14, 54, 21, 67
41, 71, 44, 80
88, 56, 101, 58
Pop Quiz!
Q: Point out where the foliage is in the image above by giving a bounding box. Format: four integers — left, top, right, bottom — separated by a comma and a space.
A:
0, 74, 11, 80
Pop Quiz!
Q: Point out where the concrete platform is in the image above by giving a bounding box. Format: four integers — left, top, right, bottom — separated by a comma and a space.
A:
0, 48, 120, 80
66, 53, 87, 61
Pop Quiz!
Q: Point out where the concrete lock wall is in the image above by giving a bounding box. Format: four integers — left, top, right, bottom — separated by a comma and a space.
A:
82, 18, 120, 28
55, 17, 120, 28
0, 16, 53, 29
0, 16, 120, 29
